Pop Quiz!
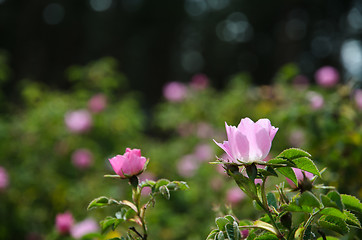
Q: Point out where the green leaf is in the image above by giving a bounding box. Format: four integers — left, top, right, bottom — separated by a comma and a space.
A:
225, 223, 239, 240
283, 203, 313, 213
100, 216, 123, 232
277, 167, 297, 186
340, 194, 362, 213
87, 196, 119, 210
319, 207, 346, 219
253, 220, 278, 235
224, 215, 237, 223
321, 194, 338, 210
155, 179, 170, 189
292, 157, 321, 177
267, 158, 295, 167
207, 229, 219, 239
167, 181, 189, 191
246, 164, 257, 182
343, 210, 361, 228
327, 191, 344, 212
254, 233, 279, 240
303, 225, 312, 240
298, 191, 321, 209
318, 215, 349, 235
140, 179, 156, 188
217, 231, 225, 240
216, 217, 229, 231
267, 192, 278, 209
277, 148, 311, 159
159, 185, 170, 200
266, 166, 278, 177
316, 237, 339, 240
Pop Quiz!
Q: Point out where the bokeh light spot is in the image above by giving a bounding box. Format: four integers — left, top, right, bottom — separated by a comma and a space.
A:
90, 0, 112, 12
185, 0, 208, 17
341, 39, 362, 78
43, 3, 65, 25
181, 50, 204, 73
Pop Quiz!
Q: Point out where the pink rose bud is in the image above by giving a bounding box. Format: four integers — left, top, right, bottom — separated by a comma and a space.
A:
70, 218, 99, 239
315, 66, 339, 88
226, 187, 246, 205
194, 144, 214, 162
214, 118, 278, 164
190, 73, 209, 90
72, 149, 93, 170
354, 89, 362, 110
177, 154, 199, 178
286, 168, 314, 188
109, 148, 147, 179
65, 110, 92, 133
307, 91, 324, 109
55, 212, 74, 234
88, 94, 107, 113
163, 81, 188, 102
0, 167, 9, 190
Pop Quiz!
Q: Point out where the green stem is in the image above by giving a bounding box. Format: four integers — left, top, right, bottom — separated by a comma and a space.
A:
259, 178, 286, 240
131, 178, 148, 240
301, 209, 322, 238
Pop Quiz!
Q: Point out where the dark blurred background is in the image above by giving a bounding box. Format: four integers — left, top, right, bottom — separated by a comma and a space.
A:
1, 0, 361, 105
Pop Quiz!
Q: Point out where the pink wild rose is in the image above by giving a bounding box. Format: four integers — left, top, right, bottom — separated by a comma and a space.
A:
315, 66, 339, 88
286, 168, 314, 188
56, 212, 74, 234
88, 94, 107, 113
214, 118, 278, 164
65, 110, 92, 133
109, 148, 147, 178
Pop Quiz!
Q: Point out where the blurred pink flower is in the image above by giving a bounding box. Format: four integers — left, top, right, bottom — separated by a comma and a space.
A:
72, 149, 93, 170
241, 229, 249, 238
70, 218, 99, 239
177, 154, 199, 178
288, 129, 305, 147
163, 81, 187, 102
194, 144, 214, 162
190, 73, 209, 90
65, 110, 92, 133
139, 172, 156, 196
308, 91, 324, 109
196, 122, 214, 139
177, 123, 195, 137
109, 148, 147, 179
286, 168, 314, 188
226, 187, 246, 205
210, 177, 223, 191
292, 75, 309, 89
354, 89, 362, 110
88, 94, 107, 113
0, 167, 9, 190
56, 212, 74, 235
315, 66, 339, 88
214, 118, 278, 164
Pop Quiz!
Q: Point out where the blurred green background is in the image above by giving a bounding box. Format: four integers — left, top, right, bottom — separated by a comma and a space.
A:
0, 0, 362, 239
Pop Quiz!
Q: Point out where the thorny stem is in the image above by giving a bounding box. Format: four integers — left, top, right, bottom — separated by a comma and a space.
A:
301, 209, 322, 239
259, 178, 286, 240
130, 177, 148, 240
